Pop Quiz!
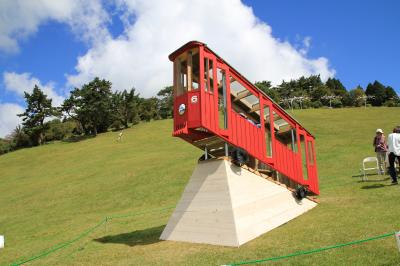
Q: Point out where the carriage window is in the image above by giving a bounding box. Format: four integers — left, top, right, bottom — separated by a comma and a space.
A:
203, 58, 214, 93
174, 57, 186, 96
174, 49, 199, 96
191, 51, 199, 90
230, 75, 260, 125
217, 68, 228, 129
272, 111, 297, 152
307, 141, 314, 165
300, 135, 309, 180
263, 105, 272, 157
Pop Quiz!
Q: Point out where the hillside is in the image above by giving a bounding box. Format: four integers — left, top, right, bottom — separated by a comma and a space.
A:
1, 107, 400, 265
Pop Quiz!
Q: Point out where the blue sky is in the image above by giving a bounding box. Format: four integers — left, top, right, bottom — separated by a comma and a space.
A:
0, 0, 399, 137
243, 0, 400, 92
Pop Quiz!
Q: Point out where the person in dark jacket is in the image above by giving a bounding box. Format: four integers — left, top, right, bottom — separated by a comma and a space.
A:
387, 127, 400, 184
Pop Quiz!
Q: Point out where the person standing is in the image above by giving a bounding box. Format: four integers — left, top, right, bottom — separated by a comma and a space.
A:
387, 127, 400, 184
373, 129, 387, 174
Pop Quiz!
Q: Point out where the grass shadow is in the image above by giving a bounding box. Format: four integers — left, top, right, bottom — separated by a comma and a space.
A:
94, 225, 165, 247
356, 177, 390, 183
361, 184, 386, 189
352, 173, 383, 178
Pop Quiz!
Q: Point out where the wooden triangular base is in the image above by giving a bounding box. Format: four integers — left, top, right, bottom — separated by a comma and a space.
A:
160, 159, 317, 247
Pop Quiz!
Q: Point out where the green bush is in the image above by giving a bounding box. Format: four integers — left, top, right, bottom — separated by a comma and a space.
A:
383, 100, 398, 107
0, 139, 15, 155
110, 120, 123, 131
331, 98, 343, 108
45, 119, 77, 141
311, 100, 323, 108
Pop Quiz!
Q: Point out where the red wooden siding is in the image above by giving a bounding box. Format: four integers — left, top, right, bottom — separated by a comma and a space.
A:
170, 41, 320, 195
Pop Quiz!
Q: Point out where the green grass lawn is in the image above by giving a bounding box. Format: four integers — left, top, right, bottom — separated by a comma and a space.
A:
1, 107, 400, 265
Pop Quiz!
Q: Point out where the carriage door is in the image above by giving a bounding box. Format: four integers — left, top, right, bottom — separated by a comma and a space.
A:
305, 137, 318, 193
298, 131, 310, 184
173, 49, 200, 131
216, 63, 230, 137
298, 131, 318, 190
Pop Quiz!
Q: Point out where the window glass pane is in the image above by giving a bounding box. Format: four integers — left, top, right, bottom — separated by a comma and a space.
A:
230, 78, 244, 94
273, 111, 297, 152
263, 105, 272, 157
217, 68, 228, 129
308, 141, 314, 165
229, 75, 260, 126
203, 57, 214, 93
175, 56, 188, 96
174, 58, 185, 96
291, 129, 298, 153
300, 135, 309, 180
209, 60, 214, 93
191, 50, 199, 90
203, 58, 209, 92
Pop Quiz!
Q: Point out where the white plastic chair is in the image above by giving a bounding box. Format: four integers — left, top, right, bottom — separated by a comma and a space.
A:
361, 157, 380, 181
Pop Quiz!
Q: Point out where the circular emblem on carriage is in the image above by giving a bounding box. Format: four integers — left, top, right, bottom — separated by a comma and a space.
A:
178, 104, 186, 115
191, 95, 198, 103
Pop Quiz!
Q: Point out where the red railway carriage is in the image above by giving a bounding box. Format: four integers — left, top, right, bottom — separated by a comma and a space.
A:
169, 41, 319, 195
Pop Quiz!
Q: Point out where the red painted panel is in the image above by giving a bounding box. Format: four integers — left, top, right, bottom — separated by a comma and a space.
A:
207, 93, 212, 131
171, 41, 319, 194
231, 110, 237, 144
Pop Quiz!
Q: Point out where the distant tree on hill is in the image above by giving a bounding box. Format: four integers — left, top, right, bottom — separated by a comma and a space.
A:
44, 119, 77, 141
18, 85, 58, 145
385, 86, 399, 101
365, 81, 387, 106
255, 81, 280, 102
310, 84, 330, 102
300, 75, 324, 95
157, 86, 174, 119
138, 97, 160, 122
325, 78, 347, 97
275, 75, 325, 104
275, 80, 293, 99
11, 125, 31, 148
348, 85, 365, 107
111, 88, 140, 128
0, 138, 14, 154
382, 86, 399, 107
62, 77, 112, 135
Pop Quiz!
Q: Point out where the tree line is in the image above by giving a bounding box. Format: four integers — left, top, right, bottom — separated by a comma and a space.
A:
0, 76, 398, 155
255, 76, 399, 109
0, 77, 173, 154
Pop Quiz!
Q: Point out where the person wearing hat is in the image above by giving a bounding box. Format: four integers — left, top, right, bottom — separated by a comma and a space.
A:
387, 126, 400, 184
373, 128, 387, 175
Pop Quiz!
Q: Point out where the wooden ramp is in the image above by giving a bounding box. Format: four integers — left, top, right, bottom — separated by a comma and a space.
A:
160, 159, 317, 247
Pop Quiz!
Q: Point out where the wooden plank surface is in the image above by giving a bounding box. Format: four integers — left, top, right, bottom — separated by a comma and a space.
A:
160, 159, 317, 247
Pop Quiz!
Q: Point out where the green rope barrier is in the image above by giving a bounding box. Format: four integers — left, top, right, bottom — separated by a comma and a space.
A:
223, 231, 395, 266
10, 205, 175, 266
9, 206, 395, 266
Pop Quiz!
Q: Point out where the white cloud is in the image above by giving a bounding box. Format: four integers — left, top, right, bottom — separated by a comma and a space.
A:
0, 103, 24, 138
0, 0, 110, 53
3, 72, 64, 106
299, 36, 312, 55
1, 0, 335, 98
66, 0, 335, 97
